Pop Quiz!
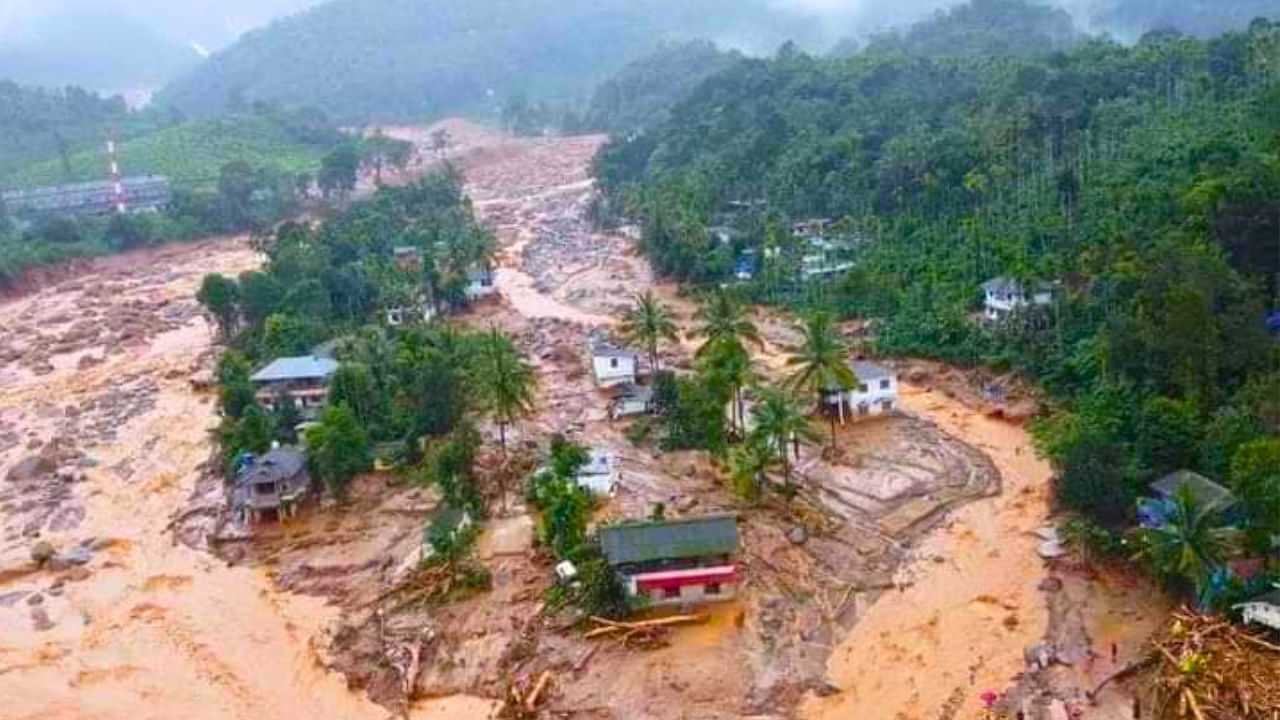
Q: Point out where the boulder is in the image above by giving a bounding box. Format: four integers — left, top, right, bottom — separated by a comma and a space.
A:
30, 540, 56, 565
787, 526, 809, 546
47, 546, 93, 571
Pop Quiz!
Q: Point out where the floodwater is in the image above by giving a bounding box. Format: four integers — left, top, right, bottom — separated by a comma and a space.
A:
802, 384, 1054, 720
0, 239, 497, 720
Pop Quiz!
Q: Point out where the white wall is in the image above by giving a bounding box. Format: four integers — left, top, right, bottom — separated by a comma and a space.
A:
592, 355, 637, 387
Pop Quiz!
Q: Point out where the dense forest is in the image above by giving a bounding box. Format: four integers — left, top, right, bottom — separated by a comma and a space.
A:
582, 41, 744, 134
0, 83, 146, 182
153, 0, 823, 122
595, 1, 1280, 600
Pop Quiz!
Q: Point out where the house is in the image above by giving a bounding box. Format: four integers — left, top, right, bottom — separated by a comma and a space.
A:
611, 383, 655, 419
981, 277, 1054, 323
824, 361, 899, 423
1267, 310, 1280, 338
575, 450, 621, 496
589, 335, 639, 388
734, 251, 759, 282
250, 355, 340, 419
1140, 470, 1242, 528
385, 298, 437, 327
1236, 590, 1280, 631
464, 266, 497, 301
393, 246, 423, 273
709, 226, 744, 246
792, 218, 833, 240
598, 514, 739, 607
233, 448, 311, 524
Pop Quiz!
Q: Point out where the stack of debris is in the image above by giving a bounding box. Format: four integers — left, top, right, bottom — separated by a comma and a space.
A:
1145, 610, 1280, 719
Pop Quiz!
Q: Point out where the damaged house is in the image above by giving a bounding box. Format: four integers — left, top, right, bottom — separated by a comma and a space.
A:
599, 514, 739, 607
233, 448, 312, 524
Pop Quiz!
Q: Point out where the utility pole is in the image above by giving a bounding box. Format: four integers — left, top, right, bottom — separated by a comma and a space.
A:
107, 128, 127, 214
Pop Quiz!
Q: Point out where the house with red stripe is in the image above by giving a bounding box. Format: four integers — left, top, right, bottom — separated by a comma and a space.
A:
599, 514, 739, 607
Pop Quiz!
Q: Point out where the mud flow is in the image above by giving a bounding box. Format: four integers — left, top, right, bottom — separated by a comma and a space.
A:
0, 121, 1163, 720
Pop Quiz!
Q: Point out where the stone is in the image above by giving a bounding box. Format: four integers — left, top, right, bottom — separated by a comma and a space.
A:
1037, 577, 1064, 593
47, 545, 93, 571
30, 540, 56, 565
787, 526, 809, 545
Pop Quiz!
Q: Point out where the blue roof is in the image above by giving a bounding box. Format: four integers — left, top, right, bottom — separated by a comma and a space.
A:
1266, 311, 1280, 334
251, 356, 339, 383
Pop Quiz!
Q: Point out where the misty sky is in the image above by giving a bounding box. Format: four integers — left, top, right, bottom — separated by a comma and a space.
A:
0, 0, 990, 52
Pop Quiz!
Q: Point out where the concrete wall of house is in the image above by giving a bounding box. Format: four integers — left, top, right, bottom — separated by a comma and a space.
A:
824, 376, 898, 417
1242, 603, 1280, 630
629, 579, 737, 607
593, 355, 637, 387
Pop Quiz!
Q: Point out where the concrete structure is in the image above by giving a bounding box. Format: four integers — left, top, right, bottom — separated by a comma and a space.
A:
599, 514, 739, 608
611, 383, 655, 419
589, 335, 639, 388
575, 449, 620, 496
464, 267, 497, 301
251, 355, 340, 419
233, 448, 311, 524
824, 361, 899, 423
385, 298, 437, 327
393, 246, 423, 273
2, 176, 171, 218
982, 277, 1054, 323
1236, 590, 1280, 632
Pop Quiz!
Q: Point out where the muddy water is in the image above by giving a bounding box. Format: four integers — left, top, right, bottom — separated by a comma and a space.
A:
802, 384, 1054, 720
0, 240, 496, 720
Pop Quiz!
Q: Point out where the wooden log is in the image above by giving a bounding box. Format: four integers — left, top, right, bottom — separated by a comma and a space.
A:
525, 671, 553, 711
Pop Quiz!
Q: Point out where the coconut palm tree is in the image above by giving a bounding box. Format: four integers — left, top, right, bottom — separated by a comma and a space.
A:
1132, 486, 1241, 600
698, 340, 757, 439
785, 311, 855, 452
620, 290, 679, 372
474, 326, 537, 455
750, 387, 820, 489
691, 288, 762, 359
728, 437, 778, 504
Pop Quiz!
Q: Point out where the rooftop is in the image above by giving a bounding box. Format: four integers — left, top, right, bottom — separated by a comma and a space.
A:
1244, 589, 1280, 607
251, 355, 340, 383
238, 448, 306, 487
851, 361, 893, 383
589, 334, 635, 359
599, 514, 738, 567
1150, 470, 1237, 509
577, 449, 615, 477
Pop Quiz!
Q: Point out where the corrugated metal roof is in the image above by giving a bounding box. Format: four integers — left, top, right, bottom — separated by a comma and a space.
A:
251, 356, 339, 383
851, 361, 893, 382
238, 448, 306, 486
1150, 470, 1237, 508
599, 515, 737, 566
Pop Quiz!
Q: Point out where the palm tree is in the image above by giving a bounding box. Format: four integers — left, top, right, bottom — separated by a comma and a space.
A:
620, 291, 679, 372
785, 311, 856, 452
750, 387, 820, 489
474, 326, 537, 455
728, 438, 778, 504
474, 327, 537, 513
698, 340, 757, 438
1133, 486, 1240, 600
691, 288, 762, 359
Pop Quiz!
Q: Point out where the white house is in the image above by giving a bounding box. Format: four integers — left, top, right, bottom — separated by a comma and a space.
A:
575, 449, 620, 496
982, 277, 1054, 323
465, 266, 497, 301
1236, 590, 1280, 631
589, 335, 639, 388
611, 383, 655, 420
385, 297, 437, 327
824, 361, 899, 423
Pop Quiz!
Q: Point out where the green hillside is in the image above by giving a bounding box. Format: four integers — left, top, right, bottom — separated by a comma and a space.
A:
3, 114, 335, 191
597, 2, 1280, 540
154, 0, 822, 122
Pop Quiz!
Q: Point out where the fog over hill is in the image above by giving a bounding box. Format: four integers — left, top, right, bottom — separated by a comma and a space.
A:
2, 0, 1275, 101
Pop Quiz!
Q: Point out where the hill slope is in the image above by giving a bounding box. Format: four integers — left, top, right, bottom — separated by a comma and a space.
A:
154, 0, 820, 122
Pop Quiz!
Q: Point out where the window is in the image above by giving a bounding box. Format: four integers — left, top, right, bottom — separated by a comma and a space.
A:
610, 358, 619, 368
663, 586, 680, 599
858, 383, 868, 393
880, 379, 891, 390
706, 583, 722, 596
